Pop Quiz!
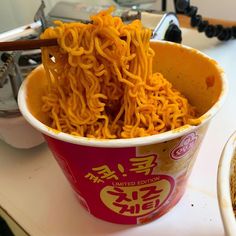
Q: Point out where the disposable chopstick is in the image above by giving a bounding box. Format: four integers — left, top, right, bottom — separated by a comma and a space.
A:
0, 38, 58, 51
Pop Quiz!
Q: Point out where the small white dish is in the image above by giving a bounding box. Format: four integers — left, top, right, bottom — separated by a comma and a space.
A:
218, 131, 236, 236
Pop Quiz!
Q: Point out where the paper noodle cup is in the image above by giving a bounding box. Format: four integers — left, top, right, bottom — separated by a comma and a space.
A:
18, 41, 227, 224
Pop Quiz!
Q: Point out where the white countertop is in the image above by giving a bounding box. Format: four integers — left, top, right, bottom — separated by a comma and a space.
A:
1, 29, 236, 236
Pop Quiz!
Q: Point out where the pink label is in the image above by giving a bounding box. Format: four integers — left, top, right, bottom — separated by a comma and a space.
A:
170, 132, 198, 160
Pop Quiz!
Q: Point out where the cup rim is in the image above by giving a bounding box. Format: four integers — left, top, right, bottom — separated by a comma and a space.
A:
217, 131, 236, 236
17, 41, 228, 148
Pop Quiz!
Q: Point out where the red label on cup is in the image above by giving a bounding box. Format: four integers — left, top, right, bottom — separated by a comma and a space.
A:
45, 135, 178, 224
44, 135, 195, 224
170, 132, 198, 160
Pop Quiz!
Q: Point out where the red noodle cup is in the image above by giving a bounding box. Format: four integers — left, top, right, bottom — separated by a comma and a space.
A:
18, 41, 227, 224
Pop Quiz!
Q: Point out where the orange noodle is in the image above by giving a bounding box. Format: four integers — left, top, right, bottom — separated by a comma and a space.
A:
40, 7, 196, 139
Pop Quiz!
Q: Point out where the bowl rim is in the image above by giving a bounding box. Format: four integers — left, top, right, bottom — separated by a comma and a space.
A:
18, 41, 228, 148
217, 131, 236, 236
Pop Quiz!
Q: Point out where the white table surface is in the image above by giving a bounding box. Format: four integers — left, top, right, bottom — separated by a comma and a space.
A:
1, 29, 236, 236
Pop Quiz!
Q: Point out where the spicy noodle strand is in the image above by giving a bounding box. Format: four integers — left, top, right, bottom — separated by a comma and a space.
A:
40, 7, 196, 139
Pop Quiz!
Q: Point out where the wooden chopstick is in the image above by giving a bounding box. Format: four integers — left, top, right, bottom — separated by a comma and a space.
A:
0, 38, 58, 51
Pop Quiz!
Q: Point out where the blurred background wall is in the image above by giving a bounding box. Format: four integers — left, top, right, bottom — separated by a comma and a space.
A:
0, 0, 235, 33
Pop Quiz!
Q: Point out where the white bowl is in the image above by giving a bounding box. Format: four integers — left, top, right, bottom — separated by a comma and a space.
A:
218, 131, 236, 236
0, 114, 44, 149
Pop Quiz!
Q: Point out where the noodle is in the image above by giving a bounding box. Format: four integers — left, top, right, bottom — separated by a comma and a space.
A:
40, 6, 196, 139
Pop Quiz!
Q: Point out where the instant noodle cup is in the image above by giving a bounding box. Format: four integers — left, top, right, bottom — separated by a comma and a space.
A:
18, 41, 227, 224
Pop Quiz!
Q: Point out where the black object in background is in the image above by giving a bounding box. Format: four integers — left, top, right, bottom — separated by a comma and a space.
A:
0, 216, 14, 236
174, 0, 236, 40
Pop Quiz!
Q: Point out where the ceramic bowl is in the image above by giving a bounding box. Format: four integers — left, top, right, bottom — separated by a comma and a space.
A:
218, 131, 236, 236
